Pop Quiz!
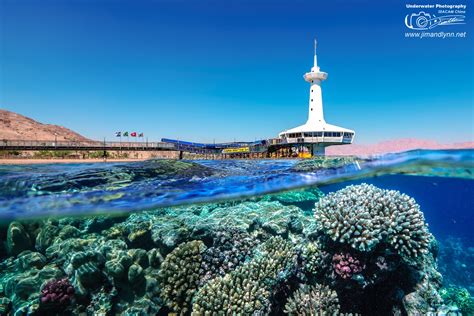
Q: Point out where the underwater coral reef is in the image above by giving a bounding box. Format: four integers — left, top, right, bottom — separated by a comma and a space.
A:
438, 236, 474, 295
0, 184, 469, 315
291, 156, 364, 172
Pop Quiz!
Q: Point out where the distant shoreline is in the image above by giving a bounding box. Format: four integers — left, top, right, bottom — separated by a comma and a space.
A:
0, 158, 150, 165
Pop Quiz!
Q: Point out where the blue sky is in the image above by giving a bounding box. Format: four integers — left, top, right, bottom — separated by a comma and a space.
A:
1, 0, 473, 144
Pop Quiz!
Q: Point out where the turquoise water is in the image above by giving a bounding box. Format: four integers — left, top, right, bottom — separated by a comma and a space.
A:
0, 149, 473, 315
0, 150, 471, 220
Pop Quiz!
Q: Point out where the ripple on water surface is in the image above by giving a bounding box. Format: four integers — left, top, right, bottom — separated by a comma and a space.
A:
0, 149, 472, 220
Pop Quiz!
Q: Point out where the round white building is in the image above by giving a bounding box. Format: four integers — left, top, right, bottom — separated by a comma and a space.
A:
278, 40, 355, 155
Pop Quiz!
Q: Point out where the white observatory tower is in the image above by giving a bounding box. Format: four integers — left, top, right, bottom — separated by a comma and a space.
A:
279, 39, 355, 155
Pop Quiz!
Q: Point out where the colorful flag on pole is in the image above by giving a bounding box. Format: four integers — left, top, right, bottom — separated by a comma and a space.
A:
123, 132, 129, 137
131, 132, 137, 137
115, 131, 121, 137
138, 133, 144, 137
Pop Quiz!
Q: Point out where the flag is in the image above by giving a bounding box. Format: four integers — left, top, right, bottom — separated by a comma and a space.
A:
138, 133, 144, 137
123, 132, 129, 137
115, 131, 121, 137
131, 132, 137, 137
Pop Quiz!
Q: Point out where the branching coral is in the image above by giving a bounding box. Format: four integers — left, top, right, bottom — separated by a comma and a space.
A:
192, 236, 297, 314
314, 184, 430, 259
332, 252, 364, 279
284, 284, 340, 315
200, 228, 258, 282
40, 278, 75, 311
248, 235, 297, 282
158, 240, 206, 314
301, 241, 331, 277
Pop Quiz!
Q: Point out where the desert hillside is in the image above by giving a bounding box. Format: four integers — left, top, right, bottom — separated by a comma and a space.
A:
0, 109, 90, 142
326, 138, 474, 156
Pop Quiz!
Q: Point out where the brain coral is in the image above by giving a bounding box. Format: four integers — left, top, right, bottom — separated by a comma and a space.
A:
192, 236, 297, 314
314, 184, 430, 259
284, 284, 340, 315
158, 240, 206, 314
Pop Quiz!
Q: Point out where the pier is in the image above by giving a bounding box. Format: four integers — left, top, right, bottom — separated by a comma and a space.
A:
1, 140, 176, 152
0, 135, 352, 159
0, 139, 267, 158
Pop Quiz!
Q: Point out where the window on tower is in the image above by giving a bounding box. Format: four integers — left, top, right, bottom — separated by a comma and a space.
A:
311, 99, 313, 102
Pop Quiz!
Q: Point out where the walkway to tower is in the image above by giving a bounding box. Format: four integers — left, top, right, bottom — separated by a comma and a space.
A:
1, 135, 350, 159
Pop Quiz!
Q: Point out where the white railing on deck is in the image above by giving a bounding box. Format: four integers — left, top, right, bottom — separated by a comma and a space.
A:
0, 140, 176, 149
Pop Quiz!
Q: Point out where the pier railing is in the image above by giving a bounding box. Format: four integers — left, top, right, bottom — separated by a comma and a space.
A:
0, 140, 176, 151
1, 137, 351, 155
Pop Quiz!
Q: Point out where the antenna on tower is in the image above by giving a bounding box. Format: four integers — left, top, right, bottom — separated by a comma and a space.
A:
312, 38, 319, 71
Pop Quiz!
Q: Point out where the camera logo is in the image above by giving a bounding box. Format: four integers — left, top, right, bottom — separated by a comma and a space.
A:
405, 11, 433, 30
405, 11, 465, 30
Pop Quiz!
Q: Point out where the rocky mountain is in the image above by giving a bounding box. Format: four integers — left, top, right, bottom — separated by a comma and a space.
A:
0, 109, 90, 142
326, 138, 473, 156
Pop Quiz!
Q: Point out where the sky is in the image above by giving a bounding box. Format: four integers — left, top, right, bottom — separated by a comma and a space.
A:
0, 0, 473, 144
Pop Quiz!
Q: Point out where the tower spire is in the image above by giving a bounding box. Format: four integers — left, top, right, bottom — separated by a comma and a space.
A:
312, 38, 319, 71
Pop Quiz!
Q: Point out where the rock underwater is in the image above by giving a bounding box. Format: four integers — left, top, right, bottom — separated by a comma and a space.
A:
0, 183, 448, 315
291, 156, 364, 172
2, 159, 218, 197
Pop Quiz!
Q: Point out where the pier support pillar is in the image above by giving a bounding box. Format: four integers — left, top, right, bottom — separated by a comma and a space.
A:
311, 144, 325, 156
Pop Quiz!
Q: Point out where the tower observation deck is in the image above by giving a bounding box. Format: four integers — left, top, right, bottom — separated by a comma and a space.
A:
278, 39, 355, 155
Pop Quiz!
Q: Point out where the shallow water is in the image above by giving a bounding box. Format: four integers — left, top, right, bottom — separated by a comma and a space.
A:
0, 149, 472, 221
0, 149, 473, 315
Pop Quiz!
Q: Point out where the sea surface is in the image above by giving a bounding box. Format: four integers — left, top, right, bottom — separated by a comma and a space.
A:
0, 149, 472, 315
